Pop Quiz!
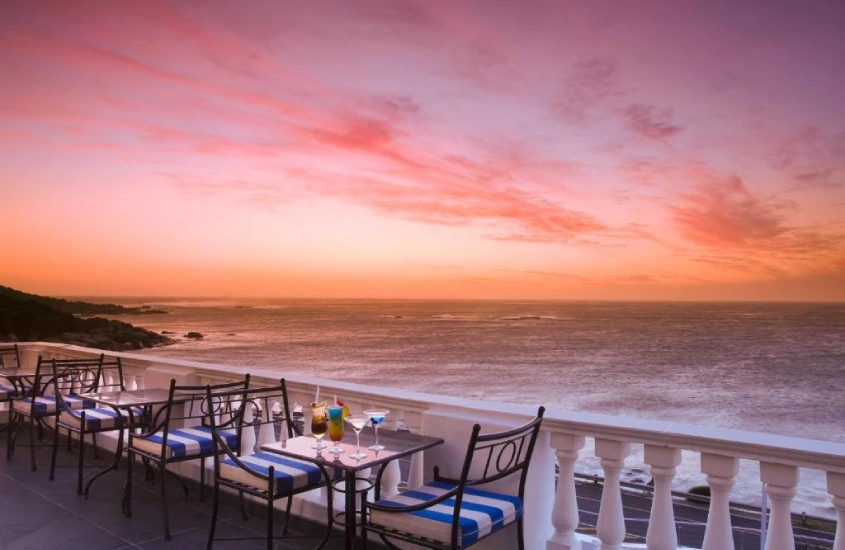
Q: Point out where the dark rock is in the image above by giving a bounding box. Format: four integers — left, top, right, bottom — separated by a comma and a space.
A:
0, 285, 167, 315
184, 331, 204, 339
0, 285, 173, 351
162, 330, 174, 335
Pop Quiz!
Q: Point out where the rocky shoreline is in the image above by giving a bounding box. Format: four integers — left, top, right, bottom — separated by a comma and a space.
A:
0, 285, 173, 351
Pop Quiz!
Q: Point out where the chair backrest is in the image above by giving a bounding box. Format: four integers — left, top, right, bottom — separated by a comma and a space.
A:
207, 378, 300, 459
444, 406, 545, 535
50, 355, 115, 414
142, 375, 250, 459
0, 344, 22, 372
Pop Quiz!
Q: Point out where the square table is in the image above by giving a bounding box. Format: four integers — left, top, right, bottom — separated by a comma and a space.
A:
261, 427, 444, 550
81, 388, 178, 498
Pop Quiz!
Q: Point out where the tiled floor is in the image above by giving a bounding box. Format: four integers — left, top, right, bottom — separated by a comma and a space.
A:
0, 428, 374, 550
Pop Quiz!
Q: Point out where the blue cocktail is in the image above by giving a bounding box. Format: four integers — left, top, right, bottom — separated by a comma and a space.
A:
363, 409, 389, 451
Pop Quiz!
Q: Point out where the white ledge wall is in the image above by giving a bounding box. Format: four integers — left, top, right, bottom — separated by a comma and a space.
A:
11, 342, 845, 550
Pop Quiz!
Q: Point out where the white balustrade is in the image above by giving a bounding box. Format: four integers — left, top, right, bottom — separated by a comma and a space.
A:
257, 398, 277, 447
595, 439, 631, 550
828, 472, 845, 550
701, 453, 739, 550
644, 445, 681, 550
13, 342, 845, 550
761, 462, 798, 550
547, 433, 586, 550
240, 399, 257, 455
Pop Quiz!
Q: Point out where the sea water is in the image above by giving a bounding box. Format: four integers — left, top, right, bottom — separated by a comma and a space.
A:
108, 298, 845, 518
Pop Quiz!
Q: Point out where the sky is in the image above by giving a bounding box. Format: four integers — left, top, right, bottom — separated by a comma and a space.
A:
1, 0, 844, 301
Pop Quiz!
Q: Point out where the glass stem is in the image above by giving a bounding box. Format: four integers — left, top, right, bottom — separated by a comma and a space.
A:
356, 431, 361, 453
375, 426, 380, 447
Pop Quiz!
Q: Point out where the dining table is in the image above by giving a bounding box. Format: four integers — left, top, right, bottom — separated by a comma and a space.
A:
261, 427, 444, 550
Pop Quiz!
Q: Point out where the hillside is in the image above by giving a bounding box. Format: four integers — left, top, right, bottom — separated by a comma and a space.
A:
0, 286, 172, 351
0, 285, 166, 315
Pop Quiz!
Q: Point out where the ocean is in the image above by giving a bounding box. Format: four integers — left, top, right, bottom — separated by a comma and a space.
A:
108, 298, 845, 518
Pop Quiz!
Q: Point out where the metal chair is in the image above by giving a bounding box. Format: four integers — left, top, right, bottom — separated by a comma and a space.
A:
49, 356, 138, 495
6, 355, 102, 471
0, 345, 23, 433
362, 406, 545, 550
125, 375, 251, 540
206, 379, 334, 550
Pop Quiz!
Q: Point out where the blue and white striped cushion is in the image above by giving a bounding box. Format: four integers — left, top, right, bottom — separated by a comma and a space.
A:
220, 451, 324, 495
59, 406, 144, 431
370, 481, 522, 547
12, 394, 96, 415
131, 425, 237, 459
0, 384, 16, 402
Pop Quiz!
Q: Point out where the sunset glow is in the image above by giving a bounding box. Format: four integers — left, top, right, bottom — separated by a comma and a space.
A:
2, 0, 844, 300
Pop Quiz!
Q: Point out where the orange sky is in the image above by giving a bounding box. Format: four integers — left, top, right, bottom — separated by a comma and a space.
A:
1, 0, 844, 301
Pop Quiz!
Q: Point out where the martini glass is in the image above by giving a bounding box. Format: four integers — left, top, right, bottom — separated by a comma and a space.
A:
363, 409, 389, 451
345, 414, 369, 459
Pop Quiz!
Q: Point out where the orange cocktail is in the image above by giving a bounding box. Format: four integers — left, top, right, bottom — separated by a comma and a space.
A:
327, 405, 345, 455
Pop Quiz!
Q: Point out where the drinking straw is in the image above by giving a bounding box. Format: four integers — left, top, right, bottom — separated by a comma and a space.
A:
315, 385, 321, 404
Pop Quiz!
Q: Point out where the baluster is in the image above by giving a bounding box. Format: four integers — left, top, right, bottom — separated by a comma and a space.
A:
644, 445, 681, 550
761, 463, 798, 550
403, 410, 425, 489
701, 453, 738, 550
125, 374, 136, 391
134, 374, 143, 390
547, 433, 586, 550
828, 472, 845, 550
240, 399, 257, 455
378, 409, 405, 497
595, 439, 631, 550
257, 398, 277, 447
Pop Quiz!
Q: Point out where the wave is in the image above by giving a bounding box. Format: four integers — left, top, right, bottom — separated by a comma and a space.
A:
499, 315, 560, 321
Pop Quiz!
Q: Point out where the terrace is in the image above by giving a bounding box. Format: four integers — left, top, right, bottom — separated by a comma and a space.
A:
1, 342, 844, 550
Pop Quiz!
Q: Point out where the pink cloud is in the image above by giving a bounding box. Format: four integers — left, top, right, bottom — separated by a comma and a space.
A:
670, 174, 786, 248
553, 57, 622, 124
621, 104, 683, 141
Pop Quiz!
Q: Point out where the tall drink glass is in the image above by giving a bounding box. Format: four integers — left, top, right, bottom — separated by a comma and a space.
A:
327, 405, 345, 455
310, 401, 328, 450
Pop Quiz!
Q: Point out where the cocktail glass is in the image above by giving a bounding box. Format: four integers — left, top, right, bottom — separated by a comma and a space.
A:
363, 409, 389, 451
310, 401, 328, 450
327, 405, 345, 455
345, 414, 369, 459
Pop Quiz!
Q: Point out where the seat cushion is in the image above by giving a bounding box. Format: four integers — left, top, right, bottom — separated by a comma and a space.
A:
0, 384, 16, 402
59, 406, 144, 431
369, 481, 522, 547
12, 394, 96, 416
131, 425, 236, 459
220, 451, 324, 495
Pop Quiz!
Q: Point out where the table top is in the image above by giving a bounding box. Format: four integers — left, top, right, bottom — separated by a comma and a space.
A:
0, 369, 39, 380
86, 388, 174, 407
261, 428, 443, 473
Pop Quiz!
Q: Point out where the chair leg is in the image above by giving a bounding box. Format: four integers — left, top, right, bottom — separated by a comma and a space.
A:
7, 410, 17, 459
266, 495, 274, 550
199, 457, 206, 500
124, 450, 134, 518
77, 430, 85, 495
29, 417, 37, 471
160, 464, 171, 540
239, 490, 248, 521
49, 420, 59, 481
281, 496, 293, 536
206, 478, 220, 550
516, 517, 525, 550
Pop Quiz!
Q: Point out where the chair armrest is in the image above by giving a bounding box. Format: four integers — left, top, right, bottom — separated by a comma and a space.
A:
366, 486, 460, 514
